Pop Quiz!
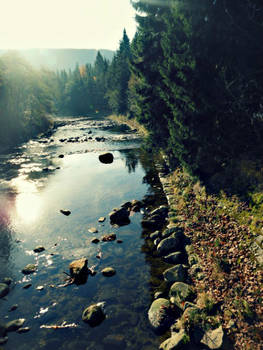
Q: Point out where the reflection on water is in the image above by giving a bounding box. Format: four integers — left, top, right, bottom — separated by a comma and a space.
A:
0, 117, 168, 350
120, 149, 139, 174
10, 176, 43, 224
15, 192, 42, 224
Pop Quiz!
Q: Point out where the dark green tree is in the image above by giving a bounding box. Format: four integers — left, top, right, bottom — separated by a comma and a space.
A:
106, 29, 131, 115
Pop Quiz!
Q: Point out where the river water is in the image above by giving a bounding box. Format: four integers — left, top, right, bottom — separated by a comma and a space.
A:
0, 117, 169, 350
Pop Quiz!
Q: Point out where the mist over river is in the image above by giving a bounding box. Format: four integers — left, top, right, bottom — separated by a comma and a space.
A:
0, 117, 168, 350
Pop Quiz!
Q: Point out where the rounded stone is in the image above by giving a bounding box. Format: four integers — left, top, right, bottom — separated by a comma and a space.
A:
102, 267, 116, 277
33, 246, 45, 253
82, 304, 105, 327
98, 153, 114, 164
148, 298, 174, 332
21, 264, 37, 275
169, 282, 195, 310
6, 319, 25, 332
163, 265, 187, 283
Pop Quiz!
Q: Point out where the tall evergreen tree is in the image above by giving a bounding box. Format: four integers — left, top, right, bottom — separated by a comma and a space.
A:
106, 29, 131, 115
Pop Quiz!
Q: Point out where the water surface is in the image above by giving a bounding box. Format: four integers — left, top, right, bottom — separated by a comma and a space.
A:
0, 117, 168, 350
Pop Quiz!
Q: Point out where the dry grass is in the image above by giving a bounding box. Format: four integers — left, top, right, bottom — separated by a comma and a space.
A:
106, 114, 149, 136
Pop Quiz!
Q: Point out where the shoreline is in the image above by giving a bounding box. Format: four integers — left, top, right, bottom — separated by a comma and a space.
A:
152, 159, 263, 350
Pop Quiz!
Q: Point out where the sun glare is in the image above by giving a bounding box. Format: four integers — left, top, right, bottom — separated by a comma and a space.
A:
11, 177, 42, 224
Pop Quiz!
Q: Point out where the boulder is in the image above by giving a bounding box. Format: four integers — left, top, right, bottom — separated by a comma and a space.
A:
163, 265, 187, 283
98, 217, 106, 223
91, 238, 100, 244
102, 233, 116, 242
33, 246, 45, 253
164, 252, 183, 264
161, 227, 184, 239
69, 258, 88, 283
16, 327, 30, 333
99, 153, 114, 164
200, 326, 224, 349
0, 284, 9, 298
159, 329, 188, 350
88, 227, 98, 233
169, 282, 195, 310
82, 303, 105, 327
157, 236, 181, 256
6, 319, 25, 332
21, 264, 37, 275
102, 267, 116, 277
149, 206, 168, 219
60, 209, 71, 216
109, 207, 130, 225
148, 298, 174, 333
121, 201, 132, 210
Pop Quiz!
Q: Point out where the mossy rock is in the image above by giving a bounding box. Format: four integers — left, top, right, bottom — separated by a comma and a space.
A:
148, 298, 174, 333
82, 304, 105, 327
163, 265, 187, 283
159, 329, 189, 349
21, 264, 37, 275
169, 282, 195, 310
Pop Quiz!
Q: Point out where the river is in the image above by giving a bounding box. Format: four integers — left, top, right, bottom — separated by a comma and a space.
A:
0, 117, 169, 350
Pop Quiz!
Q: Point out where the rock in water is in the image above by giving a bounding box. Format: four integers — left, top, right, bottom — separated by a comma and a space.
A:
102, 233, 116, 242
157, 236, 181, 256
109, 207, 130, 225
98, 217, 106, 223
102, 267, 116, 277
6, 319, 25, 332
16, 327, 30, 333
148, 298, 174, 333
0, 284, 9, 298
99, 153, 114, 164
201, 326, 224, 349
82, 303, 105, 327
33, 246, 45, 253
21, 264, 37, 275
69, 258, 88, 283
60, 209, 71, 216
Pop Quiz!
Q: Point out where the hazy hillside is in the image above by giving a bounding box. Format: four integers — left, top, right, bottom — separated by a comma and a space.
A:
0, 48, 114, 71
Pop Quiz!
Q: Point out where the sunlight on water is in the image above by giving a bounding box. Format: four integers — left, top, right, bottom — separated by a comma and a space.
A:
11, 176, 42, 224
16, 192, 42, 223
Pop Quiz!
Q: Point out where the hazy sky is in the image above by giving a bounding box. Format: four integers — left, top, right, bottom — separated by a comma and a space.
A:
0, 0, 138, 50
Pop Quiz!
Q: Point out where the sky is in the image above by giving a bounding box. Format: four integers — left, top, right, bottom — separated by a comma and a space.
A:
0, 0, 138, 50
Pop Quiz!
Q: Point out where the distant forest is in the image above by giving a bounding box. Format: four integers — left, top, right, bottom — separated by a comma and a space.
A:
0, 49, 115, 71
1, 0, 263, 185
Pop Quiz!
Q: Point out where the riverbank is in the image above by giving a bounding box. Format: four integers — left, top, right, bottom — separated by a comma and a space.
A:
155, 165, 263, 350
107, 114, 149, 137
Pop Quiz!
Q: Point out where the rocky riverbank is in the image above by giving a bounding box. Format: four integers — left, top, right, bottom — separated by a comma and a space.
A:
146, 160, 263, 350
